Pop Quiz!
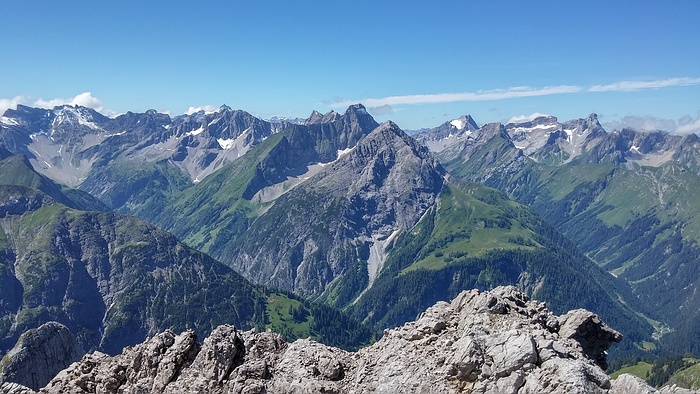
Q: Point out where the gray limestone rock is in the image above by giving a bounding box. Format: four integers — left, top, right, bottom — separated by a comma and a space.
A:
0, 322, 84, 391
559, 308, 623, 370
36, 287, 686, 394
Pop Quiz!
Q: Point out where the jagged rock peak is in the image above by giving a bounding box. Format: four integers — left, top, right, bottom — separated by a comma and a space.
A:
35, 286, 677, 394
359, 120, 437, 158
345, 103, 368, 115
450, 114, 479, 131
0, 322, 84, 391
506, 115, 559, 128
321, 110, 339, 123
480, 121, 513, 141
305, 110, 324, 125
374, 119, 400, 132
305, 108, 364, 125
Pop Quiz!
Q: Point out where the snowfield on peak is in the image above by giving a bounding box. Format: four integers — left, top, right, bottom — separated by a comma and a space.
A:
450, 117, 466, 130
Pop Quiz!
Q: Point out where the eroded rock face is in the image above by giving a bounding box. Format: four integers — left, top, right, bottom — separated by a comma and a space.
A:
32, 286, 681, 393
0, 322, 84, 391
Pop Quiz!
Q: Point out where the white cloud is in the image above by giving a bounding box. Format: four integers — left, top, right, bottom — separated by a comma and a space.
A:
589, 77, 700, 92
185, 105, 219, 115
33, 92, 104, 110
0, 95, 27, 116
506, 112, 551, 124
30, 92, 118, 117
0, 92, 119, 117
676, 115, 700, 134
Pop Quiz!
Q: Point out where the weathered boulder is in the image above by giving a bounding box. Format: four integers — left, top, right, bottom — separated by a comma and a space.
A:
559, 308, 623, 370
0, 322, 84, 391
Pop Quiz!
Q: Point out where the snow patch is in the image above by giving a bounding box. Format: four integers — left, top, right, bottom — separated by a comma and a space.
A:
217, 138, 235, 150
563, 128, 575, 141
0, 116, 18, 126
450, 118, 466, 130
507, 112, 551, 123
337, 146, 355, 157
53, 107, 100, 129
313, 146, 356, 167
186, 126, 204, 136
510, 124, 557, 134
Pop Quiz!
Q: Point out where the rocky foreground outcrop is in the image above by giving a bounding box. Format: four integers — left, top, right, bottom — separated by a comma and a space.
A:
5, 286, 695, 393
0, 322, 84, 391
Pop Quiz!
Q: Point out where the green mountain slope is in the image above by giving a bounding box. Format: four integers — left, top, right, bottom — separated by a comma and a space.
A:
0, 192, 372, 355
345, 180, 652, 358
0, 153, 108, 212
0, 154, 373, 355
141, 105, 379, 256
435, 122, 700, 355
0, 195, 266, 355
148, 133, 285, 253
174, 121, 653, 359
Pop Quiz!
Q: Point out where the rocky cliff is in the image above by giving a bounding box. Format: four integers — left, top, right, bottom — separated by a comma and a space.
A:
222, 121, 445, 303
14, 286, 694, 393
0, 322, 83, 391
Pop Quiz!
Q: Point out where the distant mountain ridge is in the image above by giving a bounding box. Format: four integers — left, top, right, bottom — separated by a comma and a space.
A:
0, 104, 376, 217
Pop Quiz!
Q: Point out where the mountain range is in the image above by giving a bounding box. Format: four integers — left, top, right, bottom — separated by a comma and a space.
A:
1, 102, 698, 371
417, 113, 700, 355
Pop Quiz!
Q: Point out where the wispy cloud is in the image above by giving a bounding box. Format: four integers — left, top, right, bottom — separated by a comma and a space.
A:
330, 77, 700, 108
675, 115, 700, 134
332, 85, 582, 108
602, 115, 677, 133
589, 77, 700, 92
0, 96, 27, 116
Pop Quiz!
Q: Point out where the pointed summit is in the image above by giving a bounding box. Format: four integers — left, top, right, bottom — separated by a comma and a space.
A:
321, 110, 340, 123
345, 103, 368, 115
413, 114, 480, 152
450, 115, 479, 131
305, 110, 324, 125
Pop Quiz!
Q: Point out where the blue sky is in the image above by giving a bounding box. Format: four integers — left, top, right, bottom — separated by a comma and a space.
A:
1, 1, 699, 132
